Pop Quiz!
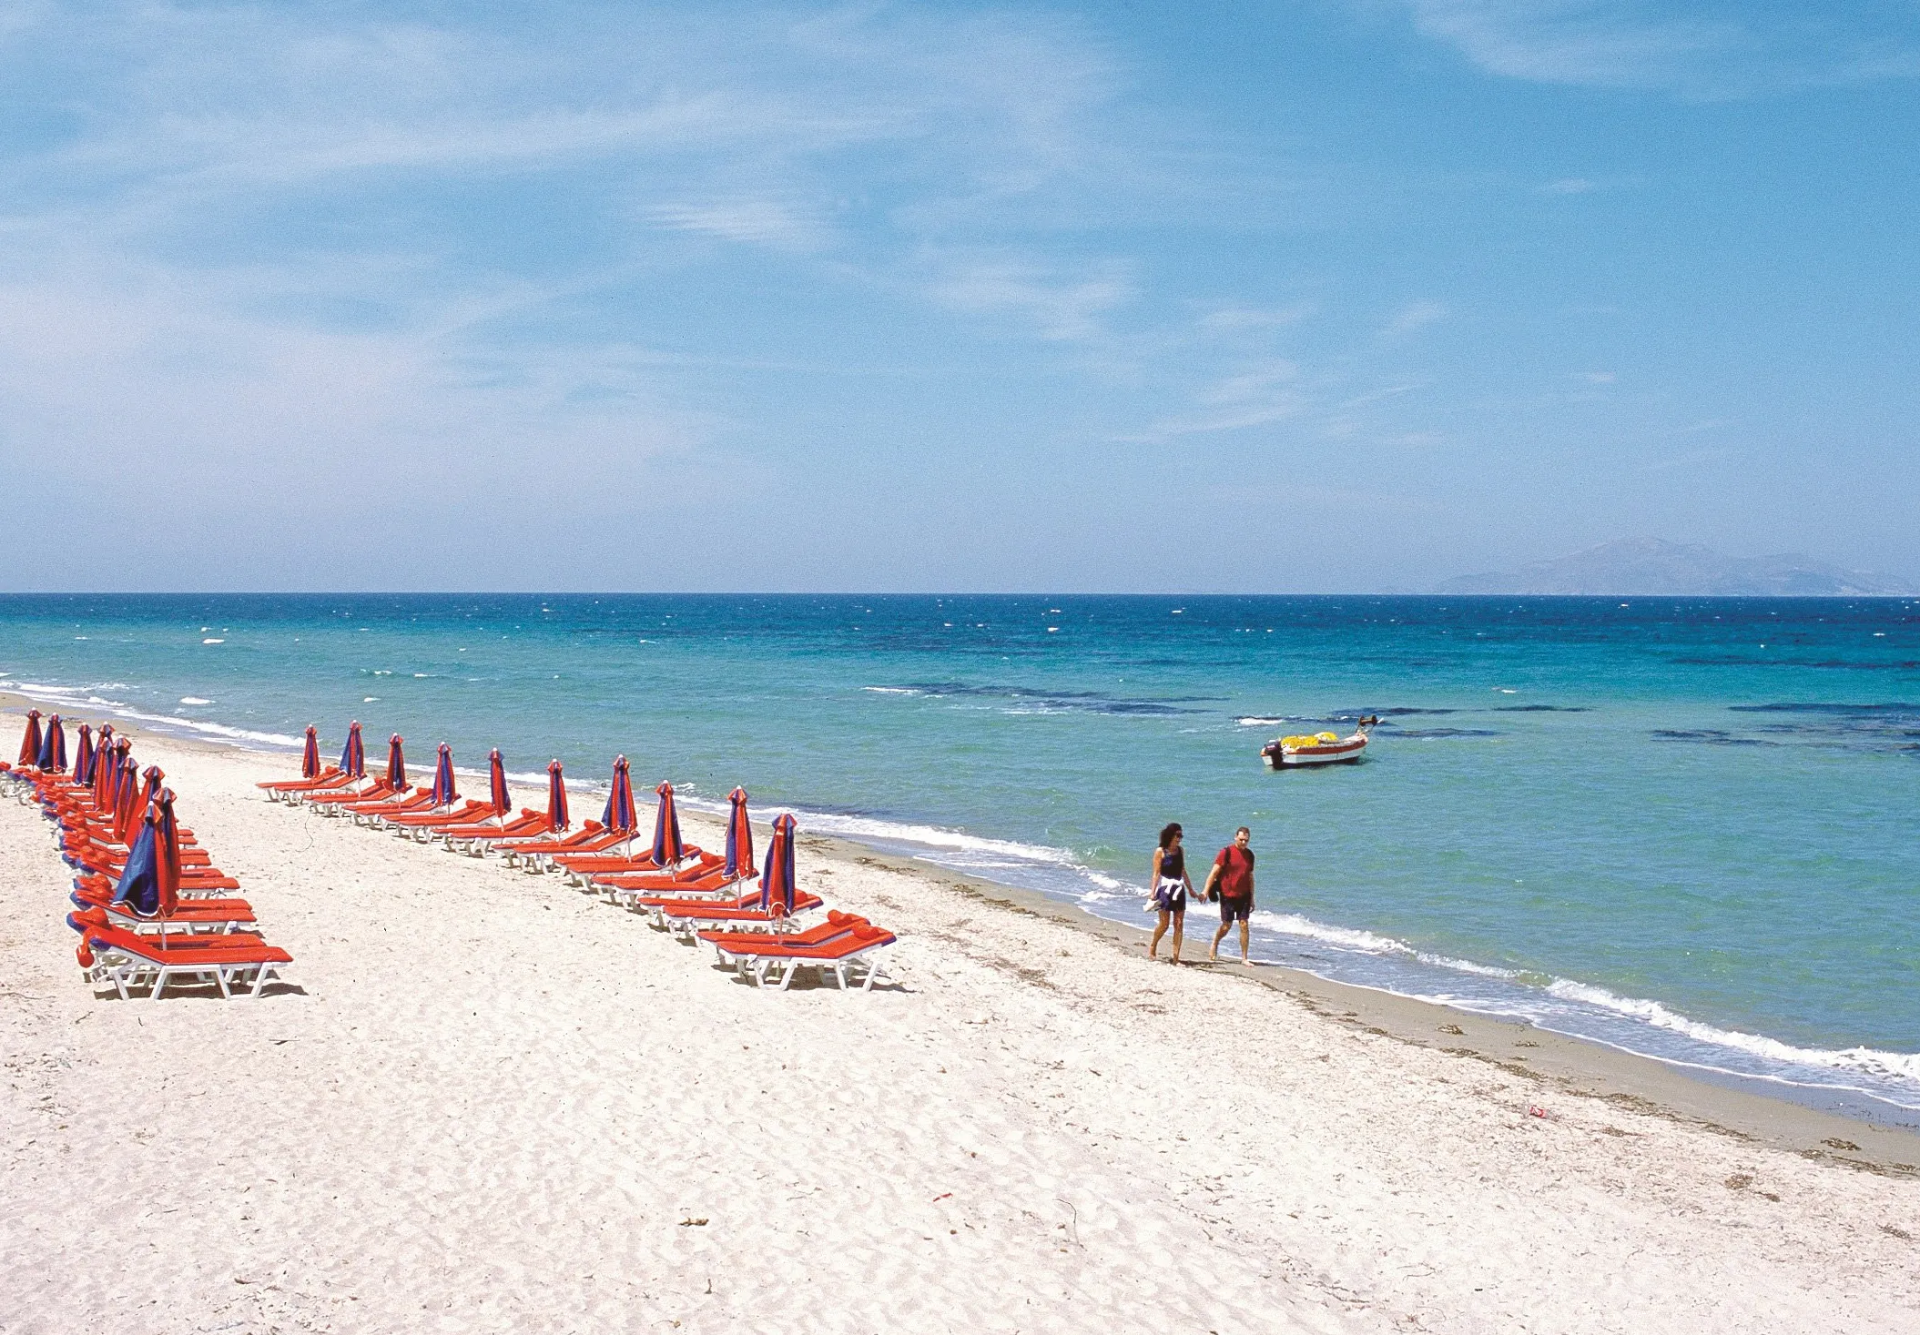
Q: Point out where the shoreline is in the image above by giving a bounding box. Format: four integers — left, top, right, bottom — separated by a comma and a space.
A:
7, 718, 1919, 1331
11, 681, 1918, 1126
16, 695, 1917, 1173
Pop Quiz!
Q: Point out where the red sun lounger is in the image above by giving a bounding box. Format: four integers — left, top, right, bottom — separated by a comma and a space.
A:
76, 922, 292, 1000
698, 910, 869, 954
341, 789, 437, 822
598, 864, 755, 909
554, 847, 717, 885
653, 891, 825, 940
383, 800, 491, 832
496, 822, 619, 870
435, 810, 554, 854
67, 896, 256, 936
70, 874, 253, 922
259, 768, 349, 798
302, 779, 396, 809
709, 923, 897, 991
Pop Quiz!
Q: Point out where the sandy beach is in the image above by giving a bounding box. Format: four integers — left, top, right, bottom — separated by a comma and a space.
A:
3, 720, 1917, 1333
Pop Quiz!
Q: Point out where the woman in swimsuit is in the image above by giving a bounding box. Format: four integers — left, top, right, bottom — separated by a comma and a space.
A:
1148, 822, 1193, 963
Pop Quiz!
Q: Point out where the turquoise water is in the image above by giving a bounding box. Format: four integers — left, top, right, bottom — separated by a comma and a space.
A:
4, 594, 1918, 1121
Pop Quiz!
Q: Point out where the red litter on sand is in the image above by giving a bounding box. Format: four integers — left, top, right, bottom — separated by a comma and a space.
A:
1528, 1105, 1551, 1119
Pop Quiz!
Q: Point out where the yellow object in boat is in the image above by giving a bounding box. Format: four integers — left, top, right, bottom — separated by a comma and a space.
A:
1315, 731, 1339, 744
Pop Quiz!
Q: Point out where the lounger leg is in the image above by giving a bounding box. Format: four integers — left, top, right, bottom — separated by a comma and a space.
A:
151, 967, 169, 1001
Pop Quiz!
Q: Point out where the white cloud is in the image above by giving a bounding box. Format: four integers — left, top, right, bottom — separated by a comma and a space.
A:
1131, 358, 1301, 438
924, 256, 1134, 342
1393, 0, 1920, 97
1195, 303, 1316, 332
645, 197, 832, 250
1382, 301, 1448, 337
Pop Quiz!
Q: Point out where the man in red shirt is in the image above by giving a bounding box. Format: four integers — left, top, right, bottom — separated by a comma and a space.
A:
1205, 826, 1256, 964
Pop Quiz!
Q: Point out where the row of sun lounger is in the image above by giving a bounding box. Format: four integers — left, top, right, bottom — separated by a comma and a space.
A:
5, 711, 294, 1000
265, 723, 897, 990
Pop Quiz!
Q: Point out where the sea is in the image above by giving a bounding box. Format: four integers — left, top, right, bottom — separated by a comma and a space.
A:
4, 593, 1917, 1124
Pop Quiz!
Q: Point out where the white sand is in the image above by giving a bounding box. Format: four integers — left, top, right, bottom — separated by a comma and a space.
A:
2, 733, 1917, 1333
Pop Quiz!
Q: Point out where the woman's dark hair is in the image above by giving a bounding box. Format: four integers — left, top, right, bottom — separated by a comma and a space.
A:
1159, 822, 1183, 849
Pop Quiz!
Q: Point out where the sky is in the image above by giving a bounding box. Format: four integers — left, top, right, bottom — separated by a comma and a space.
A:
2, 0, 1917, 592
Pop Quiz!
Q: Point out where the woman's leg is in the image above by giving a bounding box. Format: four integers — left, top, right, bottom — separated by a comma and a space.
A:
1150, 908, 1170, 957
1170, 908, 1185, 962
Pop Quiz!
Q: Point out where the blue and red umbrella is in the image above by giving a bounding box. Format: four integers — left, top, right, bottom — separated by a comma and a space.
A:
72, 724, 94, 788
16, 710, 41, 768
547, 760, 569, 831
431, 744, 457, 807
101, 742, 125, 808
301, 725, 320, 779
387, 734, 407, 790
340, 721, 365, 779
652, 781, 683, 867
724, 787, 754, 880
38, 714, 65, 772
760, 812, 797, 917
94, 740, 117, 811
488, 749, 510, 818
138, 765, 164, 816
113, 799, 162, 917
106, 742, 133, 816
113, 756, 143, 845
602, 756, 636, 835
155, 787, 182, 922
91, 727, 114, 805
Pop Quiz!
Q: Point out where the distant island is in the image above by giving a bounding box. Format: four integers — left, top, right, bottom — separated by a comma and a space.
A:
1437, 537, 1915, 597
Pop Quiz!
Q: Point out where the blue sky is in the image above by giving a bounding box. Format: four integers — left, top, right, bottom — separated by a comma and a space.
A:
2, 0, 1917, 591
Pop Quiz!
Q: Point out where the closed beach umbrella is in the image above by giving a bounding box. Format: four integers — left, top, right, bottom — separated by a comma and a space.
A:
340, 721, 365, 779
113, 800, 162, 917
724, 787, 754, 879
760, 813, 797, 916
17, 710, 41, 768
95, 741, 118, 811
102, 740, 130, 813
72, 724, 94, 788
301, 725, 320, 779
488, 749, 510, 818
38, 715, 65, 771
547, 760, 569, 831
155, 788, 182, 921
652, 781, 683, 867
431, 744, 457, 807
113, 756, 144, 845
138, 765, 164, 817
601, 756, 636, 835
387, 734, 407, 790
92, 726, 114, 803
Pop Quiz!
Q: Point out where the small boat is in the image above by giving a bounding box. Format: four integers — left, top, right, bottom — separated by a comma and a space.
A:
1262, 717, 1376, 769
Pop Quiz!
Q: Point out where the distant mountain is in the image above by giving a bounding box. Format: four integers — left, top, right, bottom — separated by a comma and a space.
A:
1436, 538, 1916, 597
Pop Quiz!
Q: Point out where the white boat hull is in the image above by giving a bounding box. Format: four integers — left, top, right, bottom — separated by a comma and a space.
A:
1262, 731, 1369, 769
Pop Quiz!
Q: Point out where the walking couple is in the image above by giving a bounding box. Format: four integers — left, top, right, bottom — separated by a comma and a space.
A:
1147, 823, 1256, 965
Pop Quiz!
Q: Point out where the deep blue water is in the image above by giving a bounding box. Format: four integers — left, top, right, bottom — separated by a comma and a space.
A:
4, 593, 1918, 1121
